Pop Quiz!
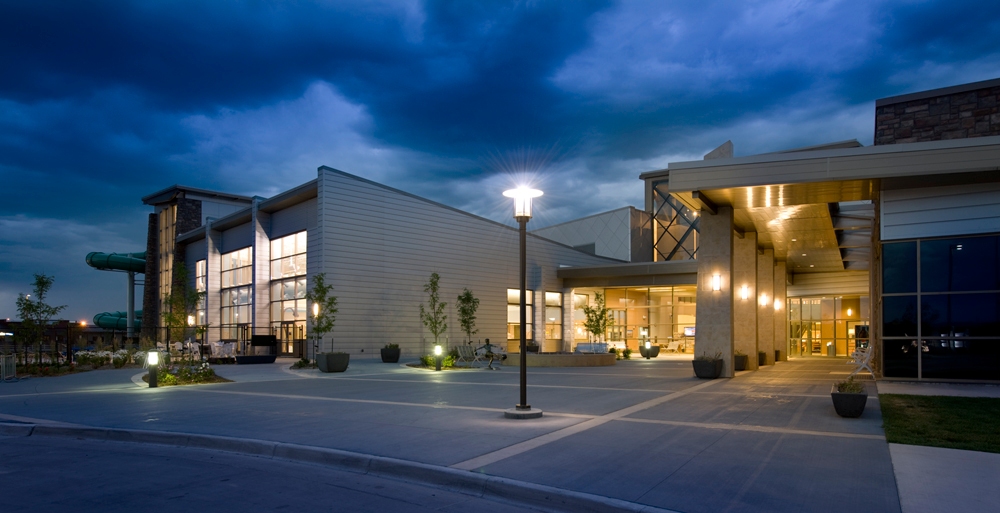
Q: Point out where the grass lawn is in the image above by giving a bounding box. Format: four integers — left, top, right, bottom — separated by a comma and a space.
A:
880, 394, 1000, 454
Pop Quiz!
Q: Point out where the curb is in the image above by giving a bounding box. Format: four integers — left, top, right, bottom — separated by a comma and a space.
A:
0, 422, 678, 513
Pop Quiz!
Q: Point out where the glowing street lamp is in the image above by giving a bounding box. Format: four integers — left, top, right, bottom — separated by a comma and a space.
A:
503, 186, 544, 420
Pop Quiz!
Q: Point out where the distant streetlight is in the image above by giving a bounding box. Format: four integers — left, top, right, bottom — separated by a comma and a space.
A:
502, 187, 543, 420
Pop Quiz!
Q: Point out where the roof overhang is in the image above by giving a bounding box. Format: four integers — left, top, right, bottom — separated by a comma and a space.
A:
557, 260, 698, 288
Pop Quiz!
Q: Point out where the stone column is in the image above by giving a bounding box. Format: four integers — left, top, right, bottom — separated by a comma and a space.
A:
733, 231, 758, 370
773, 261, 788, 362
251, 205, 271, 340
695, 206, 734, 376
756, 249, 774, 365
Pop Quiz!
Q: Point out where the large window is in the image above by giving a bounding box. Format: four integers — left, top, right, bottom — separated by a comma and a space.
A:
269, 232, 307, 352
882, 235, 1000, 380
572, 286, 696, 352
787, 297, 869, 357
220, 247, 252, 340
507, 289, 533, 344
544, 292, 562, 342
651, 180, 699, 261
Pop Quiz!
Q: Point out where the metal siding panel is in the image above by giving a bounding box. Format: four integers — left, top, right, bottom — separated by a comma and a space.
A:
270, 198, 317, 240
881, 184, 1000, 240
312, 169, 611, 358
787, 271, 870, 296
220, 223, 253, 254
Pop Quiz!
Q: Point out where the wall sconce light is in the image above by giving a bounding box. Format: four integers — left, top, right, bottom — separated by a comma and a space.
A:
712, 274, 721, 291
759, 293, 769, 307
773, 299, 782, 311
741, 285, 749, 301
847, 308, 852, 317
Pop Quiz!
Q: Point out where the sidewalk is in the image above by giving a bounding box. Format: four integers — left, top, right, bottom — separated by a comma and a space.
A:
0, 356, 988, 512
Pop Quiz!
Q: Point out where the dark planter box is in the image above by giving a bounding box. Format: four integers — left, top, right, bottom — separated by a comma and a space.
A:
380, 347, 400, 363
758, 351, 767, 366
692, 359, 723, 379
235, 355, 277, 365
831, 386, 868, 418
734, 354, 748, 371
317, 352, 350, 373
775, 350, 782, 362
526, 344, 540, 353
639, 345, 660, 358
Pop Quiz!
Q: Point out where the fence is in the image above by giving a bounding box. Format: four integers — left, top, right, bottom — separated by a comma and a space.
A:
1, 354, 15, 382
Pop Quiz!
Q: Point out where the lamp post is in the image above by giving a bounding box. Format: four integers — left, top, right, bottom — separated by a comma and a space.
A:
434, 344, 442, 371
312, 302, 320, 359
503, 187, 544, 419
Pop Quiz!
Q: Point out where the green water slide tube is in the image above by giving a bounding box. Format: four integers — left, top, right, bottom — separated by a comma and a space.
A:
93, 311, 143, 331
85, 251, 147, 273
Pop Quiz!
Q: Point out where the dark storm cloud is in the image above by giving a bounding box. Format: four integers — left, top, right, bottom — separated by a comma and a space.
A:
2, 0, 1000, 320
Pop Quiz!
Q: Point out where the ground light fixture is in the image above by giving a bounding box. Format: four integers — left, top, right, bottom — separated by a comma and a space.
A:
503, 186, 543, 420
433, 344, 443, 371
147, 350, 159, 388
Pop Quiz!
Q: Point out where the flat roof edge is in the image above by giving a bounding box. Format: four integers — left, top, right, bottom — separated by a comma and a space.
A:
875, 77, 1000, 108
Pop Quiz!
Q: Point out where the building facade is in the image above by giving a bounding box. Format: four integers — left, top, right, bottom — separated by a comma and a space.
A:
143, 78, 1000, 380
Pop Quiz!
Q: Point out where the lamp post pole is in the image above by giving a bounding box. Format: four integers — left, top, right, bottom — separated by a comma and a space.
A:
503, 187, 543, 420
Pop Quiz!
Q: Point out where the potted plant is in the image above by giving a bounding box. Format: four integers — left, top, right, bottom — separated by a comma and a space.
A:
380, 343, 400, 363
692, 351, 724, 379
639, 341, 660, 359
420, 272, 447, 366
307, 273, 348, 373
734, 349, 748, 371
831, 376, 868, 418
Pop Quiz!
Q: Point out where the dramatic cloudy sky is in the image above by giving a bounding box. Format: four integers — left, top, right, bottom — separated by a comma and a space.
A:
2, 0, 1000, 321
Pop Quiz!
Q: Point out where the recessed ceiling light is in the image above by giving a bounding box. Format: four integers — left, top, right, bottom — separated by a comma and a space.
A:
791, 238, 797, 242
809, 264, 814, 267
801, 253, 807, 256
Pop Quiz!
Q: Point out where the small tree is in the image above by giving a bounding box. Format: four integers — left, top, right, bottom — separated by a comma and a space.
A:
457, 288, 480, 344
420, 273, 447, 348
15, 273, 66, 364
306, 273, 338, 354
162, 263, 206, 345
583, 292, 613, 343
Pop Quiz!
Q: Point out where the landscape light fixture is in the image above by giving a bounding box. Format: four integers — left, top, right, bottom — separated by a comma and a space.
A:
147, 350, 159, 388
503, 186, 544, 419
644, 340, 652, 359
312, 303, 320, 358
434, 344, 442, 371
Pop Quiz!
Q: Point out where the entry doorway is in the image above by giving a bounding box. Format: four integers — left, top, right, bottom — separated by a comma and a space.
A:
274, 321, 304, 358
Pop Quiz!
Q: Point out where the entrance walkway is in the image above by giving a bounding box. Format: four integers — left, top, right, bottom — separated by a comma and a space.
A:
2, 357, 901, 512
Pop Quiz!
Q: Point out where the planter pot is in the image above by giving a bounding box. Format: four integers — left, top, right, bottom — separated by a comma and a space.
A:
526, 344, 540, 353
758, 351, 767, 366
692, 359, 724, 379
639, 345, 661, 358
831, 386, 868, 418
380, 347, 401, 363
734, 354, 748, 371
317, 352, 350, 373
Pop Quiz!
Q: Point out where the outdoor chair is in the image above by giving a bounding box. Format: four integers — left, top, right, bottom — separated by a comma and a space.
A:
664, 340, 683, 353
848, 346, 874, 379
455, 344, 484, 368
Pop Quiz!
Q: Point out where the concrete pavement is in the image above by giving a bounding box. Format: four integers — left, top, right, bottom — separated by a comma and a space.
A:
0, 355, 990, 512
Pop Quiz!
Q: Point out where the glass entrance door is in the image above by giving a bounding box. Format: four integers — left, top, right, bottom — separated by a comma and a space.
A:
276, 321, 303, 357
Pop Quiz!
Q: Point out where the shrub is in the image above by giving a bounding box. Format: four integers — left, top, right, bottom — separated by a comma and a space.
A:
695, 352, 723, 361
383, 343, 399, 350
420, 354, 456, 368
836, 376, 865, 394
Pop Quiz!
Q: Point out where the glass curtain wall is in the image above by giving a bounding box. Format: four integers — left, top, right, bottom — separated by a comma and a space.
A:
787, 297, 869, 357
220, 247, 252, 341
650, 181, 699, 261
269, 232, 307, 355
882, 235, 1000, 380
544, 292, 562, 352
572, 286, 697, 353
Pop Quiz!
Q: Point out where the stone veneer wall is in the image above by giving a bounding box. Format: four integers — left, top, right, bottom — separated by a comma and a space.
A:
141, 213, 158, 341
875, 83, 1000, 145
